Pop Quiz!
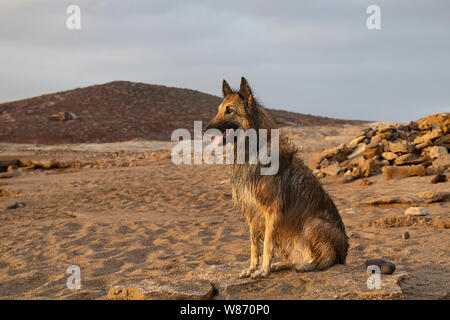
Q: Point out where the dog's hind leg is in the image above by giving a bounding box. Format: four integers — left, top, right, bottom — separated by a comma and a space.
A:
239, 222, 261, 278
271, 261, 292, 272
294, 262, 318, 272
294, 218, 338, 272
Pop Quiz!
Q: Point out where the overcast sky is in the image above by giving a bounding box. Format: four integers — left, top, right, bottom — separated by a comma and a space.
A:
0, 0, 449, 122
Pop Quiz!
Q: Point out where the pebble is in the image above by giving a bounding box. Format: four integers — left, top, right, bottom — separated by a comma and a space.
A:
431, 173, 447, 184
7, 202, 26, 209
402, 231, 410, 240
405, 207, 429, 216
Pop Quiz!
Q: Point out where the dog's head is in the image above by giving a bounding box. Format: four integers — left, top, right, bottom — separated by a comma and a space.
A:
205, 77, 259, 143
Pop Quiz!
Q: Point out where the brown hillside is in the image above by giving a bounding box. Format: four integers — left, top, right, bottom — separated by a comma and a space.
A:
0, 81, 365, 145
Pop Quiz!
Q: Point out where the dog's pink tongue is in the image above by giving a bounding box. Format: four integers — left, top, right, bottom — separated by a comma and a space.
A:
212, 132, 226, 148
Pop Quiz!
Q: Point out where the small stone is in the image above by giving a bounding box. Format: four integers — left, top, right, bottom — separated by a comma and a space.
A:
431, 154, 450, 171
428, 146, 448, 160
364, 259, 396, 275
349, 136, 365, 148
377, 124, 395, 132
365, 129, 375, 139
49, 111, 80, 121
371, 136, 382, 144
322, 163, 343, 176
382, 165, 426, 180
408, 121, 419, 130
389, 141, 414, 154
363, 146, 382, 159
320, 157, 330, 168
360, 158, 381, 177
359, 178, 372, 186
366, 141, 378, 149
442, 119, 450, 134
402, 231, 410, 240
433, 134, 450, 149
431, 173, 447, 184
347, 143, 367, 160
394, 153, 426, 165
413, 129, 443, 145
342, 175, 353, 183
321, 144, 353, 162
405, 207, 429, 216
416, 191, 449, 203
0, 189, 21, 197
340, 160, 351, 169
415, 141, 430, 150
381, 152, 398, 161
377, 129, 397, 140
7, 202, 26, 209
350, 166, 362, 179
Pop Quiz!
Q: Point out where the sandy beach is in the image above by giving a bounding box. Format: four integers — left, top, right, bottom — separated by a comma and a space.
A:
1, 123, 448, 300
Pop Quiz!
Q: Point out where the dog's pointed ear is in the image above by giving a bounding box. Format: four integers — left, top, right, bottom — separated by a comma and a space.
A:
239, 77, 254, 106
222, 79, 233, 97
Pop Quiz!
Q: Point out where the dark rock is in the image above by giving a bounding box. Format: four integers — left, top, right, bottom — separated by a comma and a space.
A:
364, 259, 396, 275
402, 231, 410, 240
7, 202, 26, 209
431, 173, 447, 184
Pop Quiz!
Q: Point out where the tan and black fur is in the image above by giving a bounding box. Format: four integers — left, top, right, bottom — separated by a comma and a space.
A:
205, 77, 349, 278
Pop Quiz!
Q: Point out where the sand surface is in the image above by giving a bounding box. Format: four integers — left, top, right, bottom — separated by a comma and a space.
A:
0, 124, 448, 299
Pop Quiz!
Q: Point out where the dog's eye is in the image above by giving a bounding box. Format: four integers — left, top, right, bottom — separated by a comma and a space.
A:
225, 106, 233, 114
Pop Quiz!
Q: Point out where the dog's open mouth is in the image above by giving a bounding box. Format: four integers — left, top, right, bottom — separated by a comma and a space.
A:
212, 129, 234, 148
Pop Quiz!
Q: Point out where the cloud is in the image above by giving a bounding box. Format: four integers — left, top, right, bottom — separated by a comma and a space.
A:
0, 0, 449, 122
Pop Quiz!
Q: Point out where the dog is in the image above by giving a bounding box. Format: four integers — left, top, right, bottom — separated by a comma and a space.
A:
205, 77, 349, 278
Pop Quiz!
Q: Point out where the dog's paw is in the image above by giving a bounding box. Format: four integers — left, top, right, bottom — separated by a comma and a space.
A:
239, 267, 256, 278
250, 268, 269, 279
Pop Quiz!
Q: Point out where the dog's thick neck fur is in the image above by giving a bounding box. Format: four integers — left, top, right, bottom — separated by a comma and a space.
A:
231, 96, 297, 168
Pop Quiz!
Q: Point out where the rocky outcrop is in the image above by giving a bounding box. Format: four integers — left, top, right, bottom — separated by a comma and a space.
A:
107, 279, 214, 300
106, 263, 410, 300
313, 113, 449, 181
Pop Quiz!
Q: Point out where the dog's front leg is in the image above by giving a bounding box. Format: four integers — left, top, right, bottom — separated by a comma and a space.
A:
239, 223, 260, 278
251, 213, 275, 278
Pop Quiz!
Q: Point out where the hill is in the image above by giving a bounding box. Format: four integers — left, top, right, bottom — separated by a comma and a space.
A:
0, 81, 365, 144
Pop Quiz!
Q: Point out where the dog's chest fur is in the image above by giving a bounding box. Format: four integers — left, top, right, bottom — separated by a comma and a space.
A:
230, 164, 265, 221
